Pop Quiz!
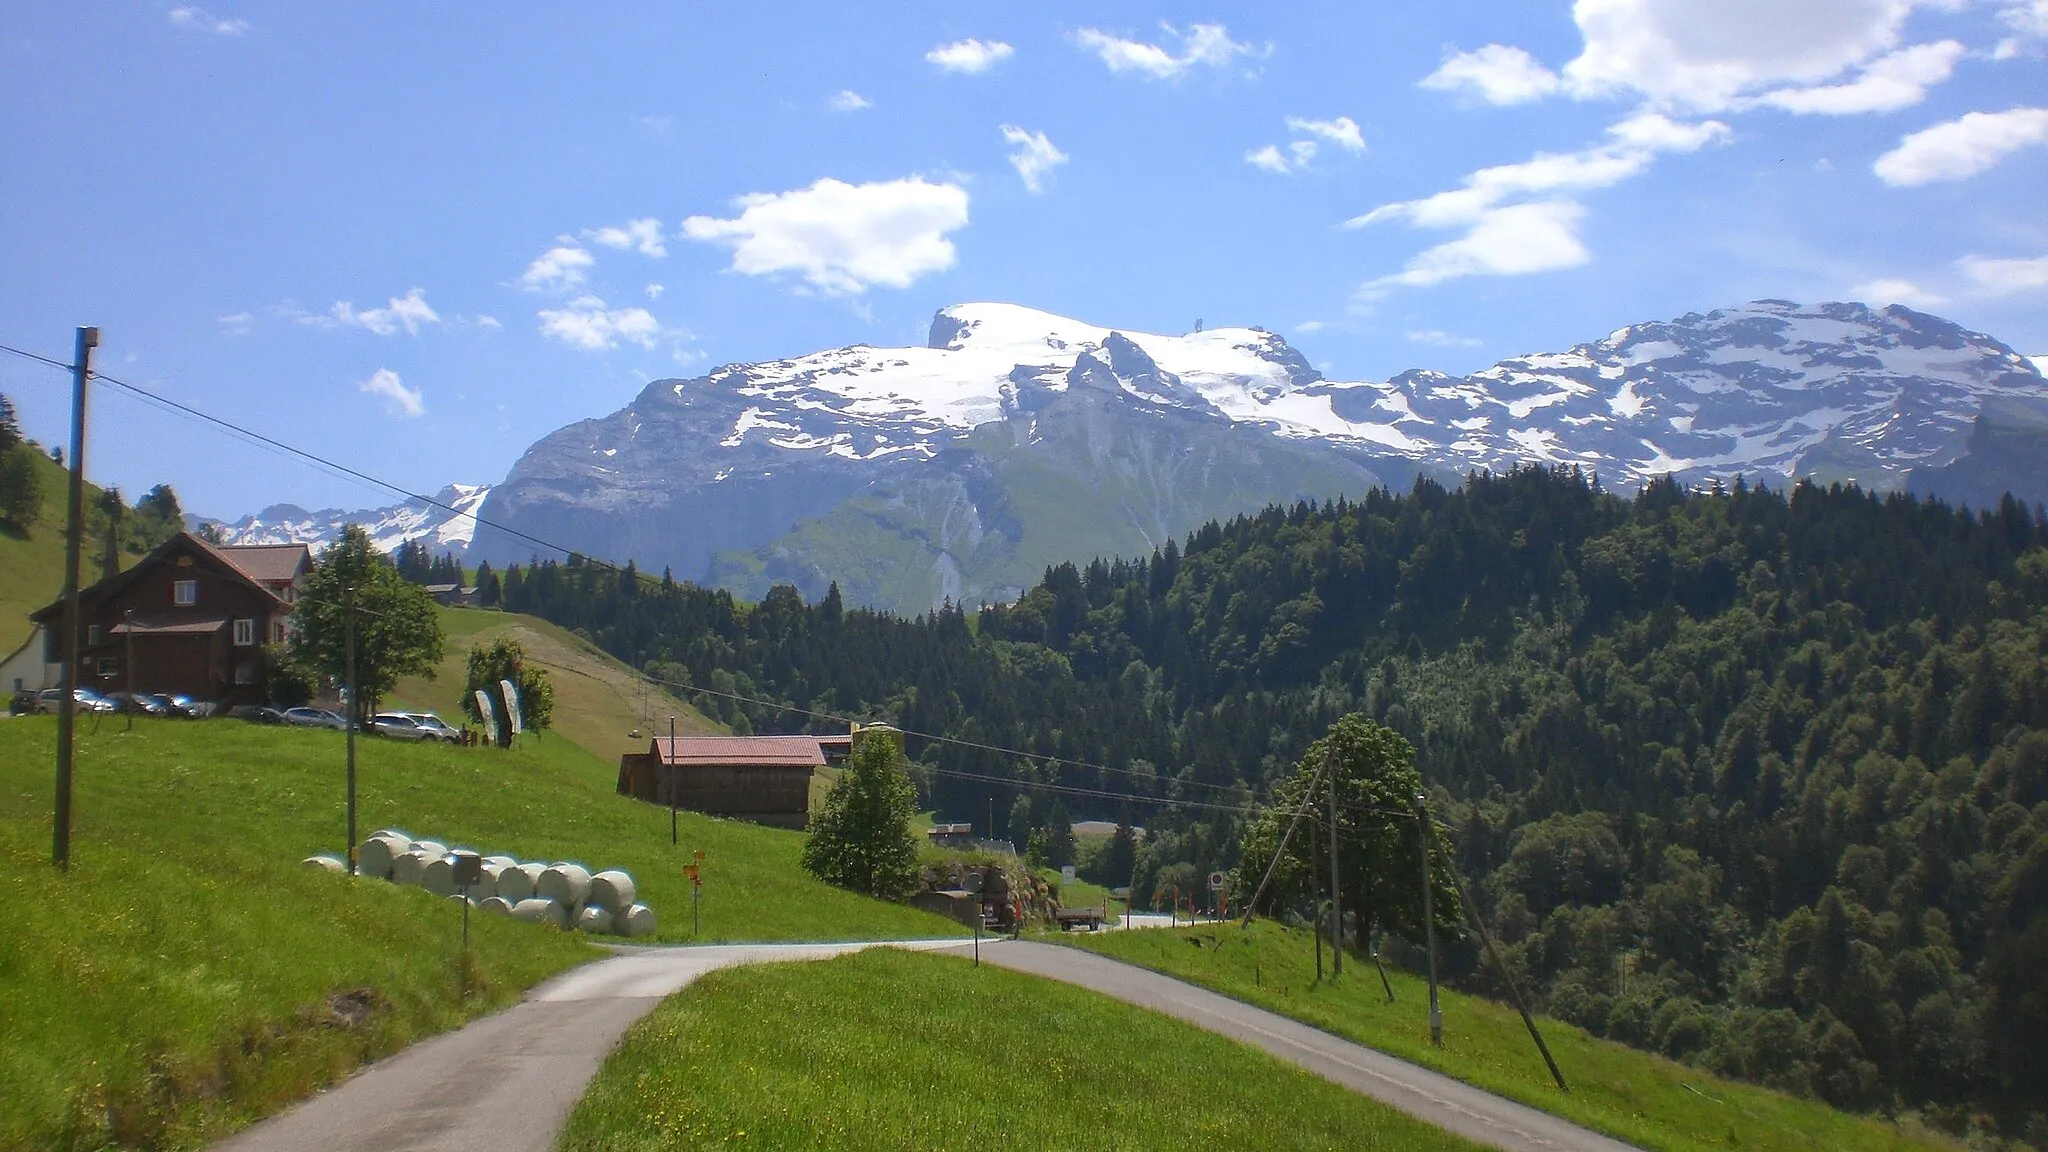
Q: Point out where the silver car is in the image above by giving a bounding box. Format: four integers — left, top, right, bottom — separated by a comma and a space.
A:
282, 706, 348, 730
400, 712, 463, 744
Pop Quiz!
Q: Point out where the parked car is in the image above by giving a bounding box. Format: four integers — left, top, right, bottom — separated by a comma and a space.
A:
368, 712, 432, 740
226, 705, 286, 724
103, 691, 170, 716
152, 693, 216, 718
37, 687, 117, 714
400, 712, 462, 743
282, 706, 348, 730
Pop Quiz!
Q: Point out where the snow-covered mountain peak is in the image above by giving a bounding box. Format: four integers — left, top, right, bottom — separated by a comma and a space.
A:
202, 483, 491, 556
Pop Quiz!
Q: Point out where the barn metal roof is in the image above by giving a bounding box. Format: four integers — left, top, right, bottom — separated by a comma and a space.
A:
653, 735, 828, 768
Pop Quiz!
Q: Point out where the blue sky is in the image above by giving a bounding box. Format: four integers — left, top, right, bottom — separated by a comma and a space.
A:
3, 1, 2045, 518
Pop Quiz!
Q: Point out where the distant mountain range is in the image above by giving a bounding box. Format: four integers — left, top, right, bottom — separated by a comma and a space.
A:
197, 483, 490, 556
460, 300, 2048, 613
200, 302, 2047, 611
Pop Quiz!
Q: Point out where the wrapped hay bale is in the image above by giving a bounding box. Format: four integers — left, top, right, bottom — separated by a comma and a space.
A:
574, 905, 614, 934
510, 898, 569, 929
483, 854, 517, 871
537, 863, 592, 909
370, 829, 414, 846
587, 870, 636, 912
497, 863, 543, 903
413, 840, 448, 861
302, 855, 346, 873
467, 864, 501, 901
479, 896, 513, 915
421, 856, 459, 897
614, 903, 657, 938
391, 850, 432, 887
356, 835, 408, 880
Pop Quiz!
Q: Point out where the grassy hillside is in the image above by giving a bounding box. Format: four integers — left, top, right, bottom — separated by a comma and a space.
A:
1074, 923, 1959, 1152
562, 947, 1486, 1151
0, 717, 962, 1150
389, 604, 722, 761
0, 448, 127, 657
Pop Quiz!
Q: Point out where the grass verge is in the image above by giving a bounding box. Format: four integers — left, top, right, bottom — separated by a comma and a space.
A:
1071, 921, 1958, 1152
1, 716, 962, 1150
559, 946, 1489, 1151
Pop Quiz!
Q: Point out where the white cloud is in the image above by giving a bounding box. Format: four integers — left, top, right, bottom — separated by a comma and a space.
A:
1407, 328, 1483, 347
926, 39, 1013, 74
1351, 113, 1728, 294
1292, 320, 1328, 334
583, 218, 667, 257
1073, 23, 1259, 79
1246, 144, 1293, 174
1000, 125, 1069, 194
169, 6, 247, 35
645, 282, 665, 300
2029, 355, 2048, 375
474, 314, 502, 329
1762, 40, 1963, 115
1958, 253, 2048, 293
2004, 0, 2048, 38
1873, 106, 2048, 185
680, 176, 970, 294
1850, 277, 1948, 306
521, 243, 595, 291
1420, 44, 1561, 105
537, 296, 662, 352
1562, 0, 1923, 112
359, 368, 424, 418
328, 287, 439, 336
217, 311, 253, 334
828, 89, 871, 112
1286, 115, 1364, 152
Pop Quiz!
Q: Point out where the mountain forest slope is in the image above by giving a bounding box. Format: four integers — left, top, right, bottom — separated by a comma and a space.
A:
490, 469, 2048, 1143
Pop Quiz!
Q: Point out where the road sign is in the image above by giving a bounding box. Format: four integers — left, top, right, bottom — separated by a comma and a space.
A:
1060, 865, 1076, 886
1208, 870, 1227, 891
682, 863, 700, 884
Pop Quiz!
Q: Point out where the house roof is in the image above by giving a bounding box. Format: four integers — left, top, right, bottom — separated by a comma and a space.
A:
110, 613, 231, 636
32, 532, 288, 623
217, 543, 311, 585
652, 735, 828, 768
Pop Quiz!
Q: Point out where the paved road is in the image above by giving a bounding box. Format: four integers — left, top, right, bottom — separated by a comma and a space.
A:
210, 941, 961, 1152
945, 939, 1642, 1152
215, 937, 1638, 1152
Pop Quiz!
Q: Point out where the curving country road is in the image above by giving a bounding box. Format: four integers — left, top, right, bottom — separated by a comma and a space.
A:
212, 937, 1639, 1152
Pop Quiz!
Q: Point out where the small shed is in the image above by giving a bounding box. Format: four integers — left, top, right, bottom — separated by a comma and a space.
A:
617, 735, 828, 829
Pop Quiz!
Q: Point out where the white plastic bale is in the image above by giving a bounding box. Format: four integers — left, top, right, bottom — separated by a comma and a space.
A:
479, 896, 513, 915
391, 850, 431, 887
467, 865, 501, 901
614, 903, 657, 938
413, 840, 449, 861
587, 870, 636, 912
370, 829, 414, 847
421, 856, 459, 897
483, 855, 517, 871
497, 863, 543, 903
537, 864, 592, 909
302, 855, 346, 873
356, 836, 406, 880
574, 905, 614, 934
510, 898, 569, 929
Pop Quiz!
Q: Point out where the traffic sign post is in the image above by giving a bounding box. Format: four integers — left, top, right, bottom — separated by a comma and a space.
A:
685, 851, 704, 936
451, 851, 482, 965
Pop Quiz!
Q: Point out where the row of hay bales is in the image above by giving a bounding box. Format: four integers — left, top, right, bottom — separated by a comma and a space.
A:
304, 829, 655, 937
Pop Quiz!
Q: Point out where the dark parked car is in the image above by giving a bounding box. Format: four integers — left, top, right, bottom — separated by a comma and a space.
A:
152, 693, 216, 718
104, 692, 170, 716
226, 705, 286, 724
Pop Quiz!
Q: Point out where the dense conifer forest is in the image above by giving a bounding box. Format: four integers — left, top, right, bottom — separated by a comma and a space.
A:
492, 467, 2048, 1138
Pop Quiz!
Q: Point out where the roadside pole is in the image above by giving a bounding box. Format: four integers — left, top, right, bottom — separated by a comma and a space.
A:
668, 715, 678, 845
52, 325, 96, 871
344, 587, 358, 875
123, 609, 135, 733
1327, 761, 1342, 977
1417, 791, 1442, 1046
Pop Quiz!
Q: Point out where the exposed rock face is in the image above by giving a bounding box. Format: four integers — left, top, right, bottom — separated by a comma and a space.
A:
468, 301, 2048, 611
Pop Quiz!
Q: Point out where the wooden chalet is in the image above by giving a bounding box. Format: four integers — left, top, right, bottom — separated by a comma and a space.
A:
616, 727, 890, 830
30, 533, 312, 708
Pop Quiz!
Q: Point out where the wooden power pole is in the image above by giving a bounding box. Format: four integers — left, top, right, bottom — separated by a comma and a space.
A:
53, 325, 97, 871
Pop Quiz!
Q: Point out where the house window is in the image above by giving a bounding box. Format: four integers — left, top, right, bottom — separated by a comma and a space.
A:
233, 618, 255, 647
174, 580, 197, 606
96, 657, 118, 678
282, 586, 297, 603
87, 624, 102, 646
234, 662, 256, 685
273, 621, 288, 643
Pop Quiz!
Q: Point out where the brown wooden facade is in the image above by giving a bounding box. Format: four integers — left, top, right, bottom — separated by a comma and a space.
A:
32, 533, 310, 707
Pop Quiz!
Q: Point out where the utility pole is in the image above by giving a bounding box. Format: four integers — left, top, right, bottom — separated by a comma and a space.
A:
123, 609, 135, 733
1327, 757, 1342, 977
668, 714, 678, 845
1417, 791, 1442, 1046
344, 586, 358, 875
53, 325, 97, 871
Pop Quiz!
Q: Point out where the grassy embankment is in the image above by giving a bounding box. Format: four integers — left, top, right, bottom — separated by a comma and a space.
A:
1075, 922, 1958, 1152
0, 717, 962, 1150
0, 448, 132, 658
560, 946, 1488, 1152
